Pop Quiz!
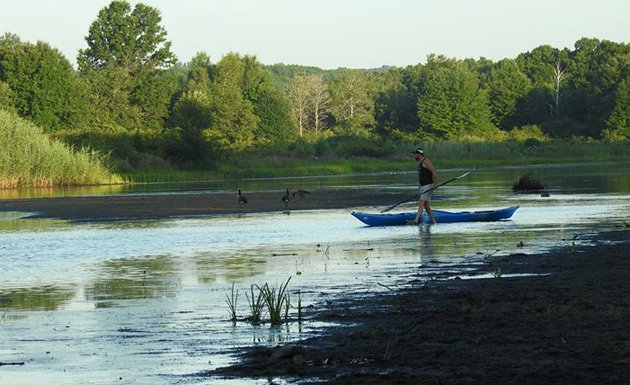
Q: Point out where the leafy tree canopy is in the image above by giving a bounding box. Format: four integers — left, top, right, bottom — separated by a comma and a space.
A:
206, 53, 259, 151
0, 33, 87, 131
330, 70, 376, 136
604, 78, 630, 140
480, 59, 532, 129
170, 52, 213, 131
78, 0, 176, 74
77, 1, 177, 131
417, 57, 496, 140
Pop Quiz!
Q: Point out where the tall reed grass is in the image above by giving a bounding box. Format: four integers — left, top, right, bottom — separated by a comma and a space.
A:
225, 278, 295, 325
225, 282, 238, 321
0, 110, 122, 188
257, 277, 291, 325
245, 284, 265, 324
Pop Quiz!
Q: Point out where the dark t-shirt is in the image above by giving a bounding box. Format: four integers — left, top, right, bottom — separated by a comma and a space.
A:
418, 159, 434, 186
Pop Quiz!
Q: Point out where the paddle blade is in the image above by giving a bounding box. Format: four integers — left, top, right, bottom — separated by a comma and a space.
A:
380, 196, 416, 213
380, 204, 396, 213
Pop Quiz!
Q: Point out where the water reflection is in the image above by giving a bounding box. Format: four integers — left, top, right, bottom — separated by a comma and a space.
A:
0, 184, 126, 199
0, 212, 28, 220
417, 224, 433, 263
247, 324, 297, 345
85, 255, 179, 301
97, 220, 170, 230
0, 285, 75, 311
0, 215, 68, 231
196, 251, 268, 284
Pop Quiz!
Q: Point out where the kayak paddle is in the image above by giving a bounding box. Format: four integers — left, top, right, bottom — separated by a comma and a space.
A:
380, 171, 471, 213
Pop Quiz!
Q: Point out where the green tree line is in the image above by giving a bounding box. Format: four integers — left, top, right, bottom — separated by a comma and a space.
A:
1, 0, 629, 173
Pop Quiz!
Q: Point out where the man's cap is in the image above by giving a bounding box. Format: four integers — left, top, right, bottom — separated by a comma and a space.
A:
410, 148, 424, 155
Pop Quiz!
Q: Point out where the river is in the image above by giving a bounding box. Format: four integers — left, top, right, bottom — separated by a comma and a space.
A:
1, 162, 629, 384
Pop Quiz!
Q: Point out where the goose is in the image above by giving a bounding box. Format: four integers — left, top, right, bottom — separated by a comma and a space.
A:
237, 187, 248, 205
281, 188, 290, 207
292, 189, 311, 199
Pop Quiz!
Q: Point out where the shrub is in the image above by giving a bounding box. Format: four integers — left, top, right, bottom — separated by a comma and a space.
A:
512, 175, 545, 192
0, 110, 121, 188
507, 125, 549, 142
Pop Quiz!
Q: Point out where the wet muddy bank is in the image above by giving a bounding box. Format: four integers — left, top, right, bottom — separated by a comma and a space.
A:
0, 189, 399, 221
208, 229, 630, 384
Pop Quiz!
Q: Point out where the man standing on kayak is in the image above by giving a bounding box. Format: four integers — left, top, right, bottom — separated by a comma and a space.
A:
410, 148, 438, 224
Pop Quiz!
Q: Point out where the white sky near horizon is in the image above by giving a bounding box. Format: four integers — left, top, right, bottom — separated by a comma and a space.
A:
1, 0, 629, 69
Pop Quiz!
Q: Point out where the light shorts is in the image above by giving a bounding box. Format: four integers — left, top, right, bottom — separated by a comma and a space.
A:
418, 183, 434, 201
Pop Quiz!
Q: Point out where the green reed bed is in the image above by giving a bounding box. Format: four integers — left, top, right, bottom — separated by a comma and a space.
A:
257, 277, 292, 325
0, 111, 122, 188
117, 138, 629, 183
230, 141, 630, 179
245, 284, 265, 324
225, 282, 239, 322
248, 140, 627, 172
226, 277, 295, 326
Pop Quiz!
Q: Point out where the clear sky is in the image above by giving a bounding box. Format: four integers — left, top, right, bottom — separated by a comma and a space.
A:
1, 0, 629, 69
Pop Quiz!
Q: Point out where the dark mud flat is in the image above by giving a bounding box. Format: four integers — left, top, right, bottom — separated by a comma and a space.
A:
0, 189, 398, 221
208, 229, 630, 385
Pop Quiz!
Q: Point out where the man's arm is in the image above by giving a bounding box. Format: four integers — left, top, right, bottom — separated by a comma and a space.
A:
424, 159, 438, 185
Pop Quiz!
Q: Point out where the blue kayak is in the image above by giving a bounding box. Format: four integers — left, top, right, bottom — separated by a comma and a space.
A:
351, 206, 519, 226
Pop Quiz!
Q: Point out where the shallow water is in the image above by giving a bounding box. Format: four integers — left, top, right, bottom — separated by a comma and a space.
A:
1, 163, 630, 384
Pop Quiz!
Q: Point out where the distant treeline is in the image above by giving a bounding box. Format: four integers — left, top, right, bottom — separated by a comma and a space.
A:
1, 0, 629, 172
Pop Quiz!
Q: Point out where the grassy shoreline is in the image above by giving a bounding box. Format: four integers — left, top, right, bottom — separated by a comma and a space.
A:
121, 150, 630, 183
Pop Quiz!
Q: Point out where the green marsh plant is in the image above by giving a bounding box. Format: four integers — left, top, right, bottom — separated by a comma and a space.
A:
482, 249, 501, 264
245, 284, 265, 323
225, 282, 239, 321
296, 290, 302, 322
382, 336, 396, 361
481, 249, 508, 278
257, 277, 292, 325
561, 236, 581, 254
460, 301, 477, 313
225, 277, 300, 325
284, 291, 291, 321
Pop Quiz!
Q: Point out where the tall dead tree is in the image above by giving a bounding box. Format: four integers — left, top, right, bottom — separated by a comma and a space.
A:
286, 74, 310, 137
550, 60, 566, 115
308, 74, 330, 135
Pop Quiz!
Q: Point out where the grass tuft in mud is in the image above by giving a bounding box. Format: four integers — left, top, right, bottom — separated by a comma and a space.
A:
245, 284, 265, 324
257, 277, 292, 325
225, 282, 239, 321
225, 277, 296, 326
